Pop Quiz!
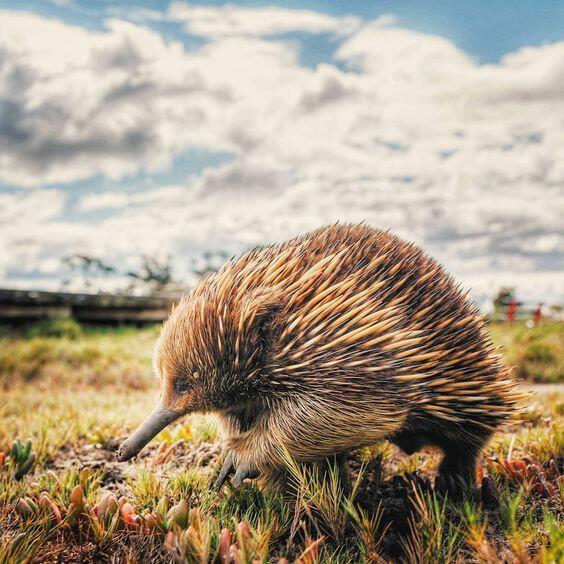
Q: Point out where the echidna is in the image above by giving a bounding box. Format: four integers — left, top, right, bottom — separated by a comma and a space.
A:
117, 223, 522, 492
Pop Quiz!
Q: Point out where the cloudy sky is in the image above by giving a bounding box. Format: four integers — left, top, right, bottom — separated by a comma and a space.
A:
1, 1, 563, 303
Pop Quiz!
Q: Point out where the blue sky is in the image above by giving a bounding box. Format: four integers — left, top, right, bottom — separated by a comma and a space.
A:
0, 1, 563, 302
5, 0, 564, 63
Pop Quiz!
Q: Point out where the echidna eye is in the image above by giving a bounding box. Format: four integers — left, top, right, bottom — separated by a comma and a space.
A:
174, 379, 189, 395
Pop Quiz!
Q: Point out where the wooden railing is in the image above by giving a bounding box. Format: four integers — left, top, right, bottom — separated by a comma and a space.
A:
0, 288, 184, 324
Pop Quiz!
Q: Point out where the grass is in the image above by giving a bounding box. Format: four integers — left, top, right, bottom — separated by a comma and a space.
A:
0, 323, 158, 391
489, 321, 564, 384
0, 320, 562, 562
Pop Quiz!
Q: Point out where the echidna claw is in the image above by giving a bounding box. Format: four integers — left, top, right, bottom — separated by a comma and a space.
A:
231, 466, 260, 489
214, 451, 260, 490
231, 467, 247, 489
435, 473, 460, 497
435, 473, 476, 499
214, 452, 235, 490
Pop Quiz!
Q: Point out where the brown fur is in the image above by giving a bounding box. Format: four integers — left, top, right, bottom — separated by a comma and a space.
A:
153, 223, 523, 486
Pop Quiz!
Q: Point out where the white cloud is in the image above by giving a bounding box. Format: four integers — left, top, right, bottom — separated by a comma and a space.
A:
0, 12, 238, 186
0, 8, 562, 303
79, 192, 130, 211
167, 2, 362, 38
0, 189, 65, 280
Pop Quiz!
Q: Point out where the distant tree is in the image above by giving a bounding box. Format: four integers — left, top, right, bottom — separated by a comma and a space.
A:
493, 287, 515, 312
127, 255, 174, 289
62, 254, 115, 289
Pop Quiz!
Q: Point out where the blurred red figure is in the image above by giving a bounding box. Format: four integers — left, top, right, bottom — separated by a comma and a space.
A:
533, 303, 543, 326
506, 299, 518, 324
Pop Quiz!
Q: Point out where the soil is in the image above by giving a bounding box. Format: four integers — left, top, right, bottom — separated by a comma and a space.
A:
47, 439, 222, 495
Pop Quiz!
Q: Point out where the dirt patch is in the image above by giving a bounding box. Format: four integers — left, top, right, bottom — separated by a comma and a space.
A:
47, 439, 223, 494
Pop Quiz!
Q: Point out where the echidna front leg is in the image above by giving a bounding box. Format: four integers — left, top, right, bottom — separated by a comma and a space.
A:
213, 449, 260, 490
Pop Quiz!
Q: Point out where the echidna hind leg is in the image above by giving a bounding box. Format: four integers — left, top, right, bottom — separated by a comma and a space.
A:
437, 443, 478, 493
435, 432, 492, 495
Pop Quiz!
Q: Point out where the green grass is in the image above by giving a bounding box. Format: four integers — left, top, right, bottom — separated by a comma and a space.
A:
25, 317, 83, 340
0, 321, 562, 561
489, 321, 564, 383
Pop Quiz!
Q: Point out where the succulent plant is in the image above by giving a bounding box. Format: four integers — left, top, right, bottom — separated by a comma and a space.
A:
14, 484, 150, 545
157, 495, 171, 517
164, 514, 269, 564
165, 508, 217, 563
144, 495, 170, 534
218, 528, 232, 564
120, 499, 142, 528
38, 492, 63, 524
93, 493, 119, 525
16, 492, 62, 526
89, 492, 121, 541
9, 438, 36, 480
492, 455, 562, 500
166, 498, 189, 530
16, 497, 38, 519
230, 521, 270, 564
233, 521, 251, 563
87, 493, 140, 539
66, 485, 87, 525
144, 512, 165, 534
8, 532, 28, 559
